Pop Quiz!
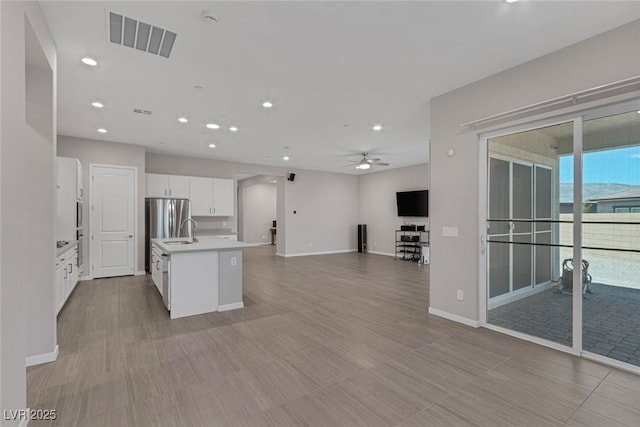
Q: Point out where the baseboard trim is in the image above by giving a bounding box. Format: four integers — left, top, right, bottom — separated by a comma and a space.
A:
26, 345, 59, 367
78, 275, 91, 281
367, 251, 395, 257
135, 270, 146, 276
428, 307, 479, 328
283, 249, 356, 258
275, 252, 285, 257
218, 302, 244, 312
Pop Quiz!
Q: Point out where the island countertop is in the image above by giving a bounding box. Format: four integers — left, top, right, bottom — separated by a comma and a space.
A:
152, 237, 258, 254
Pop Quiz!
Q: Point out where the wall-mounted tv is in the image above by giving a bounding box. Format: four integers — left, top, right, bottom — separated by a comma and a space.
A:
396, 190, 428, 217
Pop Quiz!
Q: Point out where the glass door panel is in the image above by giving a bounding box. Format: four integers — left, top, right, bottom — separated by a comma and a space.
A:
581, 110, 640, 367
487, 122, 573, 347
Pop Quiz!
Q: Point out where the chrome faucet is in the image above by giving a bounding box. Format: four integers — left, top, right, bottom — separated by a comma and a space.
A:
180, 218, 198, 243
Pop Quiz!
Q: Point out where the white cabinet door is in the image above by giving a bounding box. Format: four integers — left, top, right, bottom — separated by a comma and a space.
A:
55, 261, 66, 314
169, 176, 190, 198
147, 174, 170, 197
189, 177, 213, 216
212, 178, 234, 216
76, 159, 83, 200
57, 157, 79, 241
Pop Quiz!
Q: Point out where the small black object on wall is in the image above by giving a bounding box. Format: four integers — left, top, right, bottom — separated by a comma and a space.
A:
357, 224, 367, 253
287, 173, 296, 181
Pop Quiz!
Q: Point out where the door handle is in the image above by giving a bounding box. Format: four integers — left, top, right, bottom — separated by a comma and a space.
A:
64, 268, 68, 279
156, 260, 160, 270
127, 235, 133, 238
169, 189, 172, 196
69, 263, 73, 273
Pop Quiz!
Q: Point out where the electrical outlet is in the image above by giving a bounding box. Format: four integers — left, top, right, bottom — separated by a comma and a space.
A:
456, 290, 464, 301
230, 257, 237, 266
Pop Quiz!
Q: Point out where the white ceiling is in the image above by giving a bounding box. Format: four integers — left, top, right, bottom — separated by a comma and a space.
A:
42, 1, 640, 174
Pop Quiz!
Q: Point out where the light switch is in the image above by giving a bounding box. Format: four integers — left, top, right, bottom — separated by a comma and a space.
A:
447, 149, 455, 157
442, 226, 459, 237
230, 257, 237, 266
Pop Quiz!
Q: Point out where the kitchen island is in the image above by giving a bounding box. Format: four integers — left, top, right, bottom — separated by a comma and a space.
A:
151, 237, 257, 319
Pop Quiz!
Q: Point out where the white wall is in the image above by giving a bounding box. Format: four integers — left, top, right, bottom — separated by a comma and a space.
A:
430, 20, 640, 323
284, 170, 359, 255
242, 183, 277, 244
57, 136, 146, 274
1, 0, 57, 423
358, 164, 429, 256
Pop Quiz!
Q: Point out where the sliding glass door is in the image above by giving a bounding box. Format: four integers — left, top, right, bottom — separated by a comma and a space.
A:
484, 102, 640, 369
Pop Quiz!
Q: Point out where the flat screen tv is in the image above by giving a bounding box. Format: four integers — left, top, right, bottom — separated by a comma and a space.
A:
396, 190, 428, 217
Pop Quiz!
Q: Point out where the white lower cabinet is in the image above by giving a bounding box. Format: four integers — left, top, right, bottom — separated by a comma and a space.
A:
151, 245, 163, 296
56, 245, 79, 315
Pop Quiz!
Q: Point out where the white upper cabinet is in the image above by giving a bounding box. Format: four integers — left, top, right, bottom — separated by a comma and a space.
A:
187, 176, 234, 217
189, 177, 213, 216
75, 159, 83, 200
57, 156, 81, 241
169, 175, 190, 198
212, 178, 234, 216
146, 174, 190, 198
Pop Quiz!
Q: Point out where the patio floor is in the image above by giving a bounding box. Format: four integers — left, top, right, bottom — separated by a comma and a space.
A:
488, 283, 640, 367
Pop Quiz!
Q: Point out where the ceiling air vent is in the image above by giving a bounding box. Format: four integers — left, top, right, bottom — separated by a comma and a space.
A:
133, 108, 152, 115
109, 12, 177, 58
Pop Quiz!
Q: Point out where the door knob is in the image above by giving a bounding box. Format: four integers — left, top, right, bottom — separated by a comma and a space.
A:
127, 235, 133, 238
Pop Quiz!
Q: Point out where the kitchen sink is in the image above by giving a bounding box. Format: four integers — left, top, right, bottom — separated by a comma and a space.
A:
164, 240, 194, 245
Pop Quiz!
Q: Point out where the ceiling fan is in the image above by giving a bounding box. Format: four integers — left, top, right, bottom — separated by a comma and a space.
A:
343, 152, 390, 170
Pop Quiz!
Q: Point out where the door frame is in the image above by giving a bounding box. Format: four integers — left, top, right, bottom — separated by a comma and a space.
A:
89, 163, 138, 280
479, 115, 581, 356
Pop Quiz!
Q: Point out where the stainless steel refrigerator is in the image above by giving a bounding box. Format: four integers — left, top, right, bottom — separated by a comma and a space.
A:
145, 198, 192, 273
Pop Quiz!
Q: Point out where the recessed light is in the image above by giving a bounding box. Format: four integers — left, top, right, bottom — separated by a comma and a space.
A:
178, 117, 188, 123
81, 57, 98, 66
229, 126, 238, 132
372, 124, 383, 131
206, 123, 220, 129
97, 128, 107, 133
283, 155, 290, 161
208, 143, 216, 148
262, 101, 273, 108
505, 0, 518, 3
91, 101, 104, 108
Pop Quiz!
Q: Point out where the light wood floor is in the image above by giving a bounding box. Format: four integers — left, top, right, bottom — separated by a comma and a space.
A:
28, 246, 640, 426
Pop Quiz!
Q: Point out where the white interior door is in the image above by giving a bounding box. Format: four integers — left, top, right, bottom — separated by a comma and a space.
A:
91, 165, 136, 278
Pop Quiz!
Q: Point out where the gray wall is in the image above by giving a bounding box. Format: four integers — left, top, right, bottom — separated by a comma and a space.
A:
57, 136, 146, 273
430, 20, 640, 322
284, 170, 359, 254
1, 0, 57, 422
242, 183, 277, 244
358, 164, 429, 256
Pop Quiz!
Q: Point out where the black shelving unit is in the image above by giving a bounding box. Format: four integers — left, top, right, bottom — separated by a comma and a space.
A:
395, 230, 429, 261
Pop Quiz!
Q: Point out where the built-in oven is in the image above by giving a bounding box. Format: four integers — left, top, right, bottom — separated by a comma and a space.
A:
76, 202, 83, 228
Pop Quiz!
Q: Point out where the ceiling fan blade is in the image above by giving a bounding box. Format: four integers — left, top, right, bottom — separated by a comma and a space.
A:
376, 162, 390, 166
